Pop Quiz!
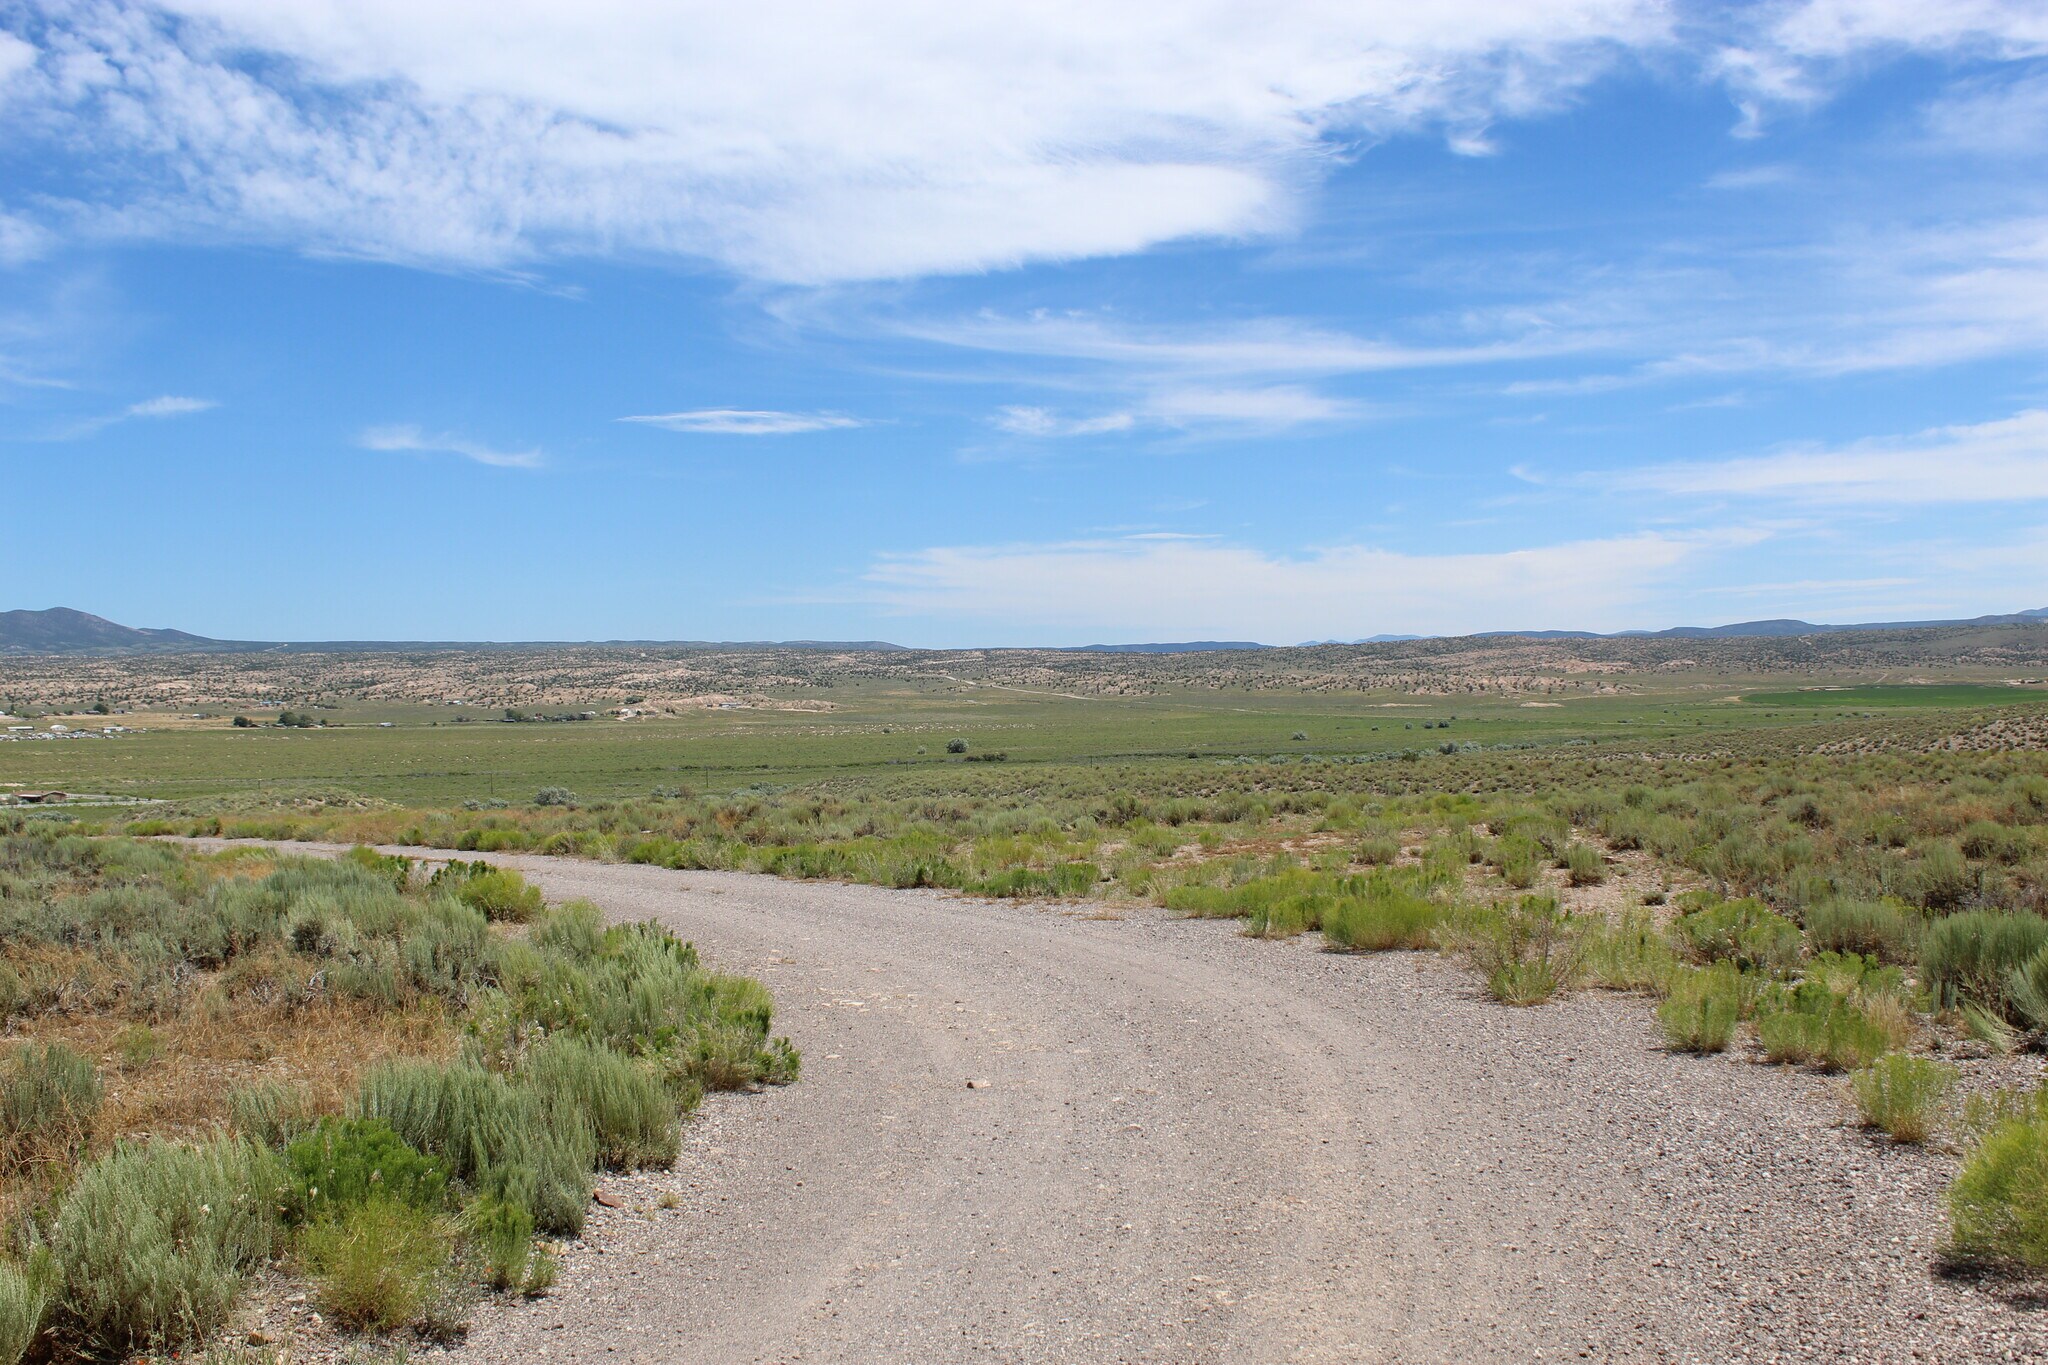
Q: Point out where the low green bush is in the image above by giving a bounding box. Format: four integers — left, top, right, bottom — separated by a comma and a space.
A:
1657, 965, 1750, 1053
1673, 897, 1802, 974
284, 1118, 449, 1223
49, 1137, 283, 1357
226, 1080, 316, 1148
298, 1199, 456, 1332
1851, 1054, 1953, 1143
465, 1194, 552, 1294
1921, 910, 2048, 1022
0, 1250, 54, 1365
0, 1042, 101, 1175
1580, 909, 1680, 992
355, 1060, 595, 1236
1802, 897, 1923, 964
1561, 843, 1606, 886
1466, 896, 1584, 1005
2005, 942, 2048, 1032
451, 867, 544, 923
522, 1035, 679, 1171
1949, 1114, 2048, 1271
1317, 872, 1443, 951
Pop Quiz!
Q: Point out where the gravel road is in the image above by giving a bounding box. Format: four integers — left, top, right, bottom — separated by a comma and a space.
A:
202, 844, 2048, 1363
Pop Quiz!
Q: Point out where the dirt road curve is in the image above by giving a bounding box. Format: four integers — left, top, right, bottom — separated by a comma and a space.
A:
210, 844, 2045, 1363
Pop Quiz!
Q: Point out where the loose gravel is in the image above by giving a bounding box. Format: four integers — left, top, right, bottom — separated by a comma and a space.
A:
196, 843, 2048, 1364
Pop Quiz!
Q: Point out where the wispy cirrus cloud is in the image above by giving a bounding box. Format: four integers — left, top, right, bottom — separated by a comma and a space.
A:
359, 424, 542, 469
992, 385, 1362, 439
619, 409, 866, 436
1619, 408, 2048, 503
49, 393, 217, 439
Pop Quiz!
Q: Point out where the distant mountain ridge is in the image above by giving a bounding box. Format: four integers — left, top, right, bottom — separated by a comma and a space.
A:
3, 605, 2046, 656
0, 608, 220, 655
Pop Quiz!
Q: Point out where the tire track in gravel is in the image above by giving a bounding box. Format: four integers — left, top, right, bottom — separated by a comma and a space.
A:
189, 842, 2048, 1364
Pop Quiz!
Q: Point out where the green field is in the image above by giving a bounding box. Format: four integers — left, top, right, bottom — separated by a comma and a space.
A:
2, 677, 1990, 808
1744, 684, 2044, 709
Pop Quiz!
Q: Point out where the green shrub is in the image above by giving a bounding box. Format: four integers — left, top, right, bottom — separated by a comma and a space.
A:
1318, 873, 1443, 951
452, 868, 544, 923
1673, 897, 1802, 974
465, 1194, 552, 1294
2005, 941, 2048, 1032
1802, 897, 1922, 964
1852, 1054, 1953, 1143
522, 1035, 679, 1171
1, 1042, 102, 1175
354, 1061, 594, 1236
1466, 896, 1584, 1005
298, 1199, 455, 1332
1490, 834, 1541, 889
284, 1118, 449, 1223
1949, 1115, 2048, 1271
1921, 911, 2048, 1021
0, 1250, 54, 1365
343, 845, 414, 891
1562, 843, 1606, 886
1581, 909, 1680, 992
226, 1080, 316, 1147
1657, 965, 1748, 1053
50, 1137, 283, 1357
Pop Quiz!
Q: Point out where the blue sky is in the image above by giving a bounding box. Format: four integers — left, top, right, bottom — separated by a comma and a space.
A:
2, 1, 2047, 646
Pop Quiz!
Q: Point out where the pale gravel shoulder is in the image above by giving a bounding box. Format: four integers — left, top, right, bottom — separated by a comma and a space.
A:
188, 842, 2048, 1365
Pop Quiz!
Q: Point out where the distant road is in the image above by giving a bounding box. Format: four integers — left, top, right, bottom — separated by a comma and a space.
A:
190, 841, 2043, 1363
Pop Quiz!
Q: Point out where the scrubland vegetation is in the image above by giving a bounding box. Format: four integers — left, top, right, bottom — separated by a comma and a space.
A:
0, 833, 794, 1361
11, 630, 2048, 1297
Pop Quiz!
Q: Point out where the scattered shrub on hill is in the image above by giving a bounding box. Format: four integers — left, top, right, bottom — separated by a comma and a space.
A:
1562, 842, 1607, 886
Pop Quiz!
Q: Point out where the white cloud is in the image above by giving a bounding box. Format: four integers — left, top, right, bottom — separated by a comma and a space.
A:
125, 394, 215, 417
360, 423, 541, 468
1622, 408, 2048, 503
991, 406, 1136, 438
619, 409, 864, 436
0, 0, 1672, 282
1766, 1, 2048, 60
899, 311, 1570, 376
993, 386, 1358, 439
859, 529, 1746, 639
44, 391, 216, 437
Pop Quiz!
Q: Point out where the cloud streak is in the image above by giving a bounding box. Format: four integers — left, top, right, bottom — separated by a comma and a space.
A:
619, 409, 865, 436
1621, 408, 2048, 504
359, 424, 542, 468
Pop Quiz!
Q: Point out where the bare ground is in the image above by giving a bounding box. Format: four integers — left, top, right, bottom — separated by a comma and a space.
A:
197, 844, 2048, 1364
